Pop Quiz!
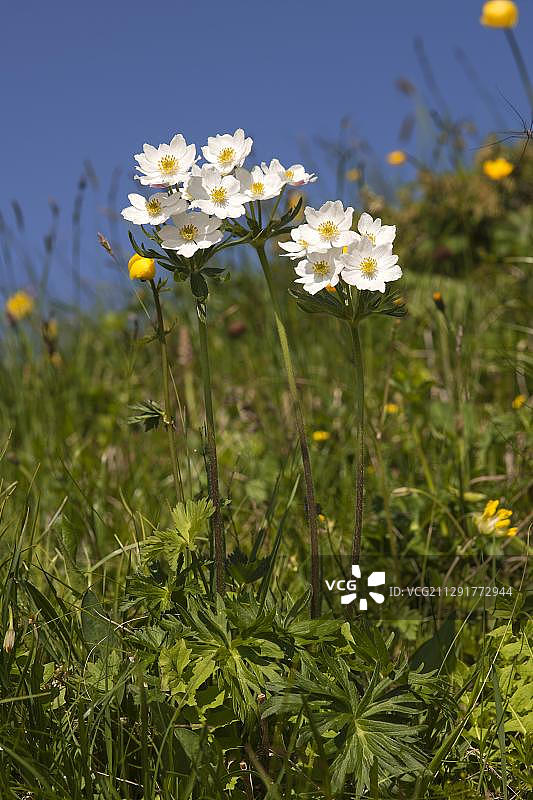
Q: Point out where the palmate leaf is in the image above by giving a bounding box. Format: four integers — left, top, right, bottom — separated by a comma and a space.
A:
265, 656, 426, 794
141, 498, 214, 570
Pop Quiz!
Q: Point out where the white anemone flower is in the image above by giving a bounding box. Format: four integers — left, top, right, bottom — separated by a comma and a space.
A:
201, 128, 253, 175
340, 238, 402, 292
294, 249, 343, 295
262, 158, 317, 186
355, 212, 396, 247
160, 211, 223, 258
304, 200, 357, 248
134, 134, 196, 187
187, 165, 247, 219
235, 166, 283, 201
180, 164, 202, 201
121, 192, 187, 226
278, 224, 330, 260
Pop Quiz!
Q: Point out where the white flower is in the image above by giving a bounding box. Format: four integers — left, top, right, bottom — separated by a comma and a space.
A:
355, 212, 396, 247
201, 128, 253, 175
121, 192, 187, 226
187, 165, 247, 219
134, 134, 196, 187
160, 211, 223, 258
304, 200, 357, 248
278, 224, 329, 260
262, 158, 317, 186
340, 238, 402, 293
180, 164, 202, 201
294, 249, 343, 295
235, 166, 283, 201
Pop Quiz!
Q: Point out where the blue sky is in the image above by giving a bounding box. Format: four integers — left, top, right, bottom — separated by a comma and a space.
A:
1, 0, 532, 297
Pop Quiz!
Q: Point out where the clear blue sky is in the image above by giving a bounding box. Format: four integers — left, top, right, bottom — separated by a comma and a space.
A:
1, 0, 532, 298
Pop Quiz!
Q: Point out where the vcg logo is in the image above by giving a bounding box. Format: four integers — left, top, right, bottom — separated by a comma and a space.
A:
325, 564, 386, 610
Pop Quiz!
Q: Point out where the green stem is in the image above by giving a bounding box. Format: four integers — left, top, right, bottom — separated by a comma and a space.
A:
504, 29, 533, 114
350, 323, 365, 565
255, 244, 320, 618
149, 280, 184, 504
196, 302, 225, 596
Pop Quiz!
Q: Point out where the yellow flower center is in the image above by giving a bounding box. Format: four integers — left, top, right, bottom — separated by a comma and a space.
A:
251, 181, 265, 197
360, 257, 378, 278
318, 221, 339, 240
285, 169, 294, 180
145, 198, 163, 217
218, 147, 235, 166
298, 239, 308, 248
179, 224, 199, 241
210, 187, 228, 205
365, 232, 376, 244
158, 155, 178, 174
313, 259, 330, 277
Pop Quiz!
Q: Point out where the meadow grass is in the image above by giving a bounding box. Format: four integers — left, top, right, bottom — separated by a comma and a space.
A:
0, 139, 532, 798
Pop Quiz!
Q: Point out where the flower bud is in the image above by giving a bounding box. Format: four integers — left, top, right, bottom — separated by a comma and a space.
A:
128, 253, 156, 281
5, 291, 34, 322
432, 291, 445, 312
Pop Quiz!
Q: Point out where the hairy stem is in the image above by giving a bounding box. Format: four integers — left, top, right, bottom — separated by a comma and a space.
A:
255, 244, 320, 617
149, 280, 184, 504
196, 302, 225, 596
350, 323, 365, 565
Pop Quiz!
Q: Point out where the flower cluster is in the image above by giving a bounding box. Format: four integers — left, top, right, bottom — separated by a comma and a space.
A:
122, 128, 316, 262
474, 499, 518, 537
282, 206, 402, 295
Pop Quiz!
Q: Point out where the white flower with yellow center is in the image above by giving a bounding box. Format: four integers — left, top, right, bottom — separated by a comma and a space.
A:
134, 134, 196, 187
201, 128, 253, 175
340, 238, 402, 292
262, 159, 317, 186
187, 165, 247, 219
160, 211, 223, 258
294, 249, 343, 295
355, 212, 396, 247
304, 201, 357, 248
235, 166, 283, 201
278, 224, 329, 260
121, 192, 187, 226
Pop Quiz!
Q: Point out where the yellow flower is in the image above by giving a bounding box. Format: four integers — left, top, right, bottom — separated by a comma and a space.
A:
482, 157, 514, 180
480, 1, 518, 28
312, 430, 330, 442
128, 253, 156, 281
512, 393, 526, 409
432, 291, 446, 313
5, 290, 34, 321
387, 150, 407, 166
384, 402, 400, 415
474, 499, 518, 536
346, 168, 361, 182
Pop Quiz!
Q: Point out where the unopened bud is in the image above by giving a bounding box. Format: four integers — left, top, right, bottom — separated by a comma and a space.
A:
432, 291, 445, 313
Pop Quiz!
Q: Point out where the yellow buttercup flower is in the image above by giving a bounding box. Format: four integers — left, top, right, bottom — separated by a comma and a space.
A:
312, 430, 330, 442
474, 499, 518, 536
128, 253, 155, 281
387, 150, 407, 166
5, 290, 34, 321
482, 157, 514, 180
512, 393, 526, 409
480, 1, 518, 28
384, 403, 400, 415
346, 168, 361, 182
